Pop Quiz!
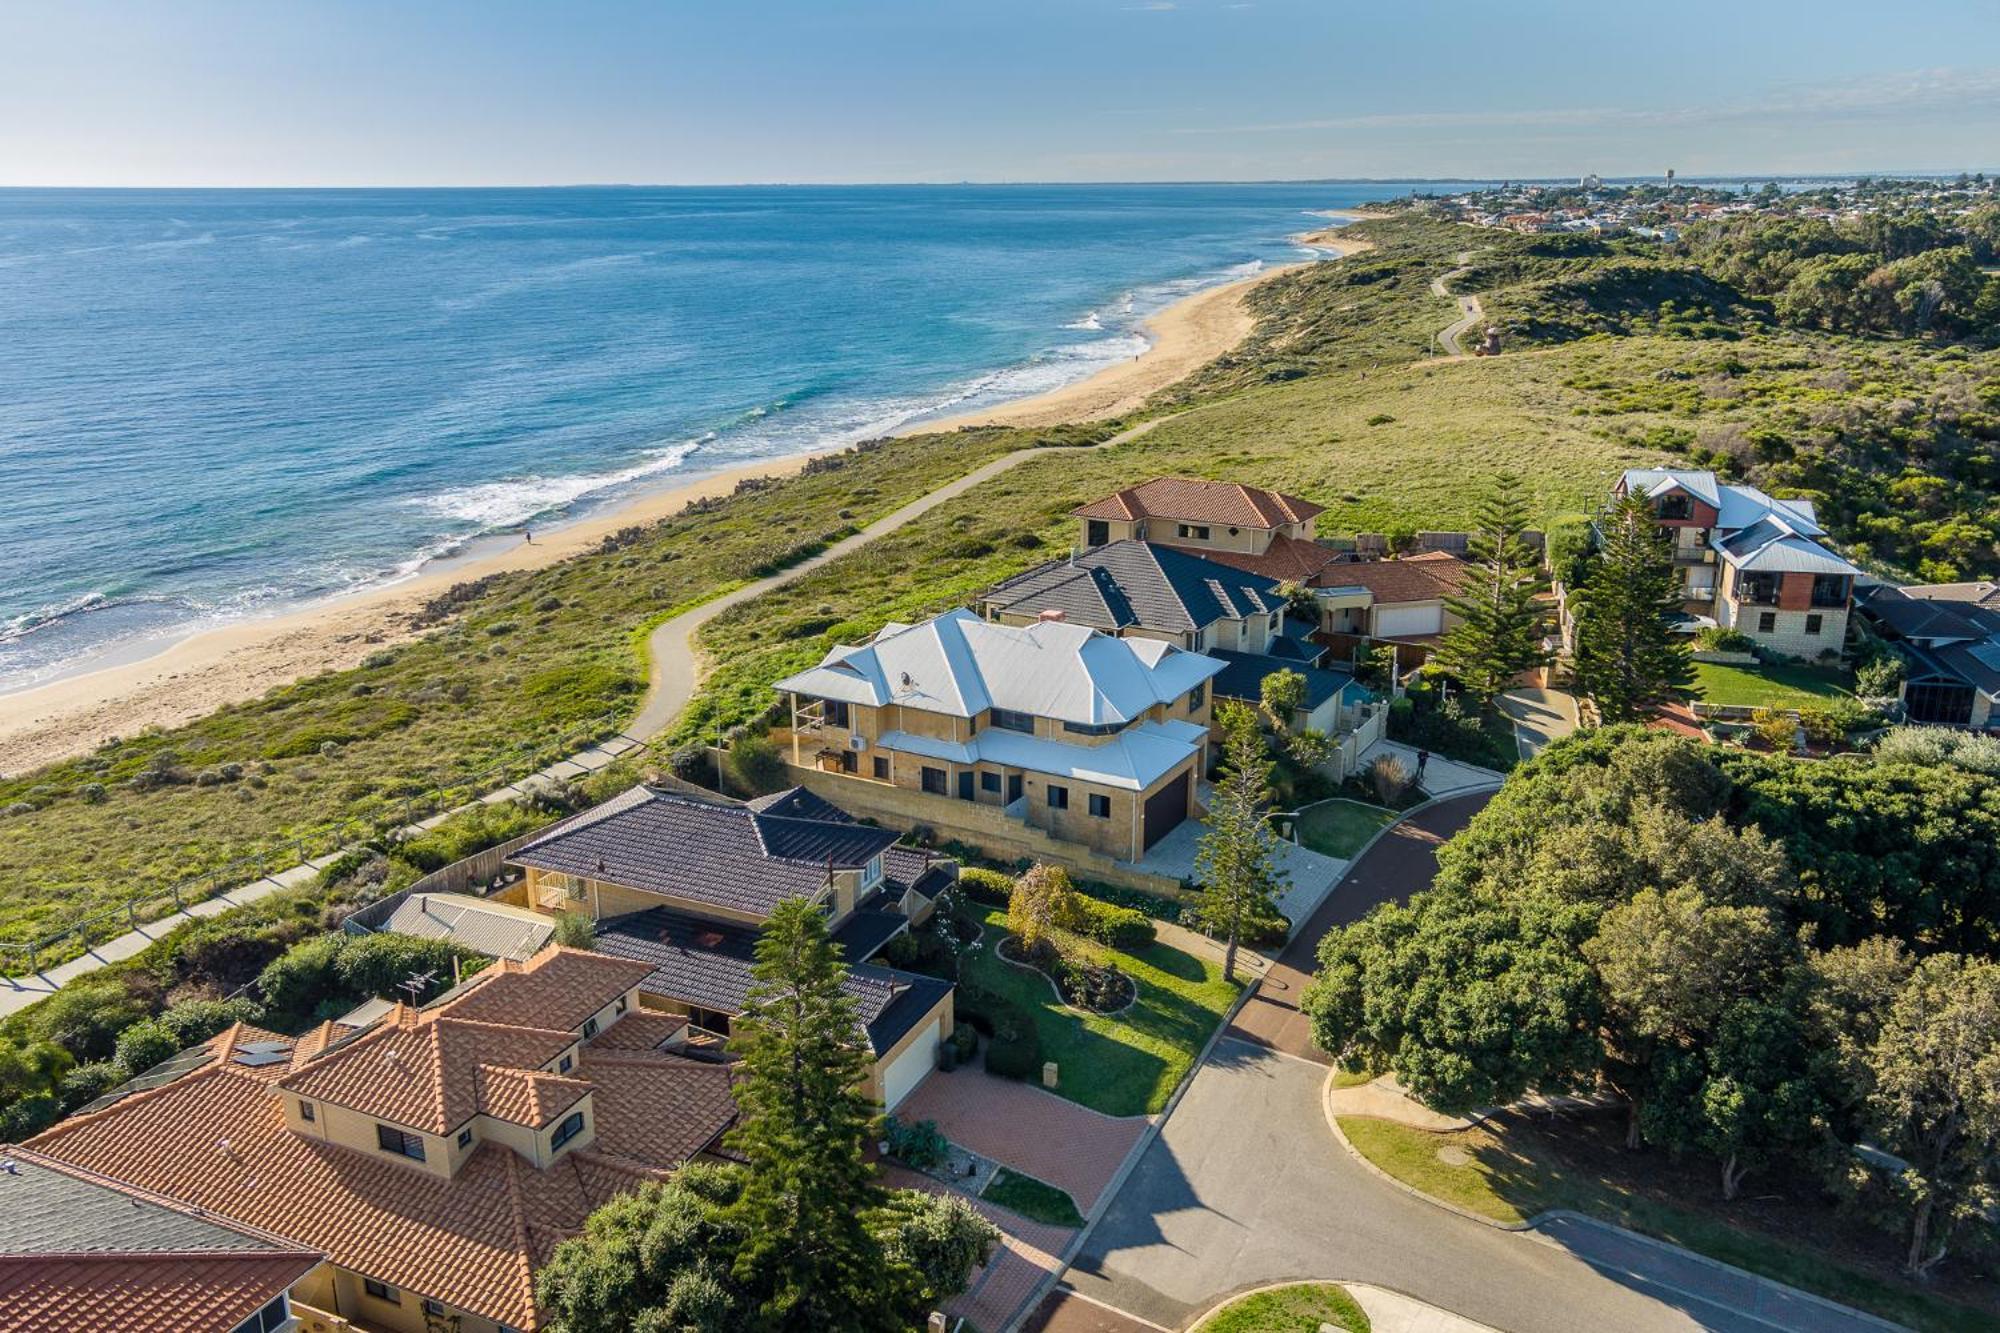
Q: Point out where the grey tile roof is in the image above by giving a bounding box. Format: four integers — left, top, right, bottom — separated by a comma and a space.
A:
831, 909, 910, 962
1856, 583, 2000, 644
511, 786, 900, 918
981, 540, 1283, 636
1208, 650, 1356, 712
0, 1149, 296, 1255
593, 907, 950, 1054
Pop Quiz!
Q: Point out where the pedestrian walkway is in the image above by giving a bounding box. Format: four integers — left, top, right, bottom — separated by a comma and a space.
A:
1497, 687, 1579, 759
1349, 1283, 1503, 1333
3, 418, 1181, 1015
1356, 739, 1504, 798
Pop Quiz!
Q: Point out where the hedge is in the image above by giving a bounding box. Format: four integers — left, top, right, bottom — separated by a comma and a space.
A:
957, 867, 1013, 906
1075, 898, 1155, 950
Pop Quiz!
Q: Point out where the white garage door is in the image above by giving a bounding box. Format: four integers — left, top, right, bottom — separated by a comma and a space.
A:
1375, 604, 1442, 638
881, 1018, 941, 1111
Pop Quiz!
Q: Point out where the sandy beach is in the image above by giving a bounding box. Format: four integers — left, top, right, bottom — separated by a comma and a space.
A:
0, 223, 1374, 775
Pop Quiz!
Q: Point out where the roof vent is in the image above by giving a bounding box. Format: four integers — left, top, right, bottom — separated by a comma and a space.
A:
1037, 608, 1067, 622
595, 856, 607, 875
216, 1138, 233, 1158
0, 1160, 16, 1176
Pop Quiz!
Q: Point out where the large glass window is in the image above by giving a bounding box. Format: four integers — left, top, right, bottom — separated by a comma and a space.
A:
375, 1124, 426, 1162
231, 1295, 291, 1333
1046, 785, 1070, 810
552, 1111, 587, 1151
363, 1278, 400, 1304
989, 708, 1036, 733
921, 766, 948, 795
1811, 574, 1850, 607
1905, 681, 1974, 726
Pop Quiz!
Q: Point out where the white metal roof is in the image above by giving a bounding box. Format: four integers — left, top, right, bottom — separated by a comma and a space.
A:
877, 717, 1209, 791
775, 608, 1224, 725
1715, 517, 1858, 575
1622, 468, 1823, 536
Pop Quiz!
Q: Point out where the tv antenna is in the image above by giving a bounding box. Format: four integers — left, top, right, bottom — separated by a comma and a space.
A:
398, 970, 439, 1005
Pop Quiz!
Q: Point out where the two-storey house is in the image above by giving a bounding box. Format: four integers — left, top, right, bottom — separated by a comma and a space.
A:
27, 947, 738, 1333
1853, 580, 2000, 728
1072, 477, 1340, 583
773, 608, 1223, 861
507, 784, 957, 1110
1615, 469, 1859, 658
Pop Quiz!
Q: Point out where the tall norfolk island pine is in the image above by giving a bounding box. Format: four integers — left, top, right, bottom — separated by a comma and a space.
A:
1430, 473, 1551, 700
1571, 493, 1693, 722
1194, 700, 1285, 984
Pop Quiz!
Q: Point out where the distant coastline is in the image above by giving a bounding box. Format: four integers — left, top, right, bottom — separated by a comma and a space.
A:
0, 217, 1375, 774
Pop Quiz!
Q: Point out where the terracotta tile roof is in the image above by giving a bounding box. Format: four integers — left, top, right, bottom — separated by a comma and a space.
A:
1155, 534, 1344, 583
1071, 477, 1323, 529
278, 1010, 576, 1134
25, 947, 738, 1332
583, 1009, 691, 1052
1313, 552, 1470, 603
439, 946, 654, 1032
0, 1252, 320, 1333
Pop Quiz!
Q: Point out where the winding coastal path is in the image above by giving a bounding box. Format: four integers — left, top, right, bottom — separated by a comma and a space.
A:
1433, 250, 1484, 356
0, 416, 1172, 1014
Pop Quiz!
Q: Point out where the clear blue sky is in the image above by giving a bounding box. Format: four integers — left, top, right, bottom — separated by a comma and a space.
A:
2, 0, 1995, 186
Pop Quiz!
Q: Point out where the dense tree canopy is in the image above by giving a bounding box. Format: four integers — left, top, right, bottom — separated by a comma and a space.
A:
1305, 726, 2000, 1274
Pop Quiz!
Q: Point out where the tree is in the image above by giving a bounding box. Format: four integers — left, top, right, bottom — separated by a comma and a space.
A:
1570, 494, 1692, 723
726, 898, 900, 1331
1259, 668, 1307, 730
871, 1191, 999, 1301
1006, 863, 1083, 955
1194, 701, 1286, 983
1430, 474, 1550, 700
1861, 954, 2000, 1278
537, 1166, 751, 1333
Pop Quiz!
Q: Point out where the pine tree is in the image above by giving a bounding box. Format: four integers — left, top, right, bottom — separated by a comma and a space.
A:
1193, 701, 1286, 983
1571, 493, 1693, 722
1431, 473, 1551, 700
726, 899, 898, 1332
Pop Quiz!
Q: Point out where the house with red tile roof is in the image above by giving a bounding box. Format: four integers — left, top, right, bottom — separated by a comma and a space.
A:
1072, 477, 1342, 584
1309, 550, 1474, 663
26, 946, 737, 1333
0, 1145, 320, 1333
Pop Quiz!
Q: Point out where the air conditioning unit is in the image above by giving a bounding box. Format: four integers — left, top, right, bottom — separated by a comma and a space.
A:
848, 735, 869, 752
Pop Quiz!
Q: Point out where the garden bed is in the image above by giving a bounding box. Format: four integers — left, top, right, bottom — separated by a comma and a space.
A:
995, 933, 1137, 1016
1193, 1282, 1370, 1332
981, 1168, 1085, 1228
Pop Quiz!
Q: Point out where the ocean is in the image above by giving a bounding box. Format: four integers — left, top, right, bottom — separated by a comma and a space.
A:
0, 182, 1458, 690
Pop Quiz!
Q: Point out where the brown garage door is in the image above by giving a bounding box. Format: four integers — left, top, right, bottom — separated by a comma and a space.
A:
1142, 771, 1191, 850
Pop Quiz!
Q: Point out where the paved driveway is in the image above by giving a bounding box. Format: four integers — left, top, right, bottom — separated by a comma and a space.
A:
1127, 818, 1347, 930
898, 1067, 1148, 1213
1498, 688, 1579, 758
1064, 1038, 1712, 1333
1358, 739, 1504, 797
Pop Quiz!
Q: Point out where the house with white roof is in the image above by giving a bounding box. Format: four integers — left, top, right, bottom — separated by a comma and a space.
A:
1615, 469, 1860, 658
772, 608, 1223, 861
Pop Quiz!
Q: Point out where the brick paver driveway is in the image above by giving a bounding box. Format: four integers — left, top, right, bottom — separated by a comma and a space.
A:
898, 1066, 1149, 1212
885, 1164, 1079, 1332
1229, 792, 1489, 1061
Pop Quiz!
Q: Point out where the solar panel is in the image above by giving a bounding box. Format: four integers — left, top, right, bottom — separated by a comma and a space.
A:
231, 1050, 290, 1068
237, 1040, 292, 1055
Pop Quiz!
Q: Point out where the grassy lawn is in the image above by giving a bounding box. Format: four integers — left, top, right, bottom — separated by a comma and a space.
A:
981, 1168, 1084, 1228
1292, 799, 1399, 860
1689, 660, 1854, 710
1196, 1282, 1370, 1333
966, 906, 1238, 1117
1339, 1116, 1996, 1333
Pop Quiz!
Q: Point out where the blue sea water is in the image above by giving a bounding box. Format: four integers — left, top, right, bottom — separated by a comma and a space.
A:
0, 182, 1455, 690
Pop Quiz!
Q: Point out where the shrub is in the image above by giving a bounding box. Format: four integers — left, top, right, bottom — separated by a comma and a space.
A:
956, 867, 1013, 907
1854, 651, 1905, 697
725, 733, 789, 795
57, 1060, 125, 1110
78, 782, 107, 804
113, 1019, 182, 1076
0, 1093, 61, 1141
552, 911, 595, 949
885, 1115, 950, 1170
1874, 726, 1958, 767
984, 1015, 1042, 1082
1694, 625, 1756, 652
1370, 754, 1412, 804
1750, 707, 1799, 751
1797, 701, 1867, 747
333, 933, 471, 1004
668, 743, 717, 787
1007, 864, 1084, 952
1073, 898, 1155, 951
1076, 879, 1183, 923
20, 982, 149, 1062
255, 934, 345, 1020
949, 1024, 978, 1063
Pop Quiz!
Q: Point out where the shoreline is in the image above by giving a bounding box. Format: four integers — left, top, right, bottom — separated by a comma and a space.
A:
0, 223, 1374, 775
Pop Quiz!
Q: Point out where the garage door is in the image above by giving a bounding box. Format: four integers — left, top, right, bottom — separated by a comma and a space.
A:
1375, 604, 1443, 638
1143, 771, 1191, 850
881, 1018, 940, 1110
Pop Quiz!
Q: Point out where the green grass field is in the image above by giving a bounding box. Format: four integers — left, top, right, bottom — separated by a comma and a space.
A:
1291, 799, 1399, 859
966, 906, 1238, 1118
1195, 1282, 1370, 1333
1338, 1117, 1994, 1333
1689, 660, 1855, 709
980, 1168, 1085, 1228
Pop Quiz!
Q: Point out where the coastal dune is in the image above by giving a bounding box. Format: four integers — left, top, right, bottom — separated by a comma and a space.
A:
0, 222, 1373, 775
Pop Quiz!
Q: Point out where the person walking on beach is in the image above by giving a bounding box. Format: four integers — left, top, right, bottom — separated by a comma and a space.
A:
522, 527, 533, 544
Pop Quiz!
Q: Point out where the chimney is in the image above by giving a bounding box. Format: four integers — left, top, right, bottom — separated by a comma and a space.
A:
1038, 608, 1067, 623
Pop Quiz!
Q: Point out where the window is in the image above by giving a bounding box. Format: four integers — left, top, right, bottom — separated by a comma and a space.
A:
363, 1278, 400, 1304
1177, 523, 1210, 540
823, 699, 851, 728
457, 1127, 474, 1149
989, 707, 1036, 733
559, 1053, 573, 1073
1088, 793, 1112, 819
863, 855, 884, 888
1811, 574, 1850, 608
582, 1017, 599, 1039
615, 997, 628, 1014
920, 766, 948, 795
1737, 572, 1780, 605
1187, 683, 1205, 710
298, 1099, 314, 1122
423, 1299, 448, 1317
232, 1295, 291, 1333
1805, 614, 1824, 635
1757, 612, 1776, 633
957, 770, 975, 801
1086, 519, 1109, 546
1906, 680, 1975, 726
552, 1110, 586, 1150
1047, 785, 1070, 810
840, 748, 858, 773
1268, 612, 1280, 630
1657, 493, 1693, 520
376, 1124, 426, 1162
1062, 719, 1131, 737
872, 754, 890, 780
980, 771, 1001, 793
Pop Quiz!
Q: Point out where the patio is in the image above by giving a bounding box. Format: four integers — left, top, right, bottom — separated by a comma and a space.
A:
1126, 817, 1349, 932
